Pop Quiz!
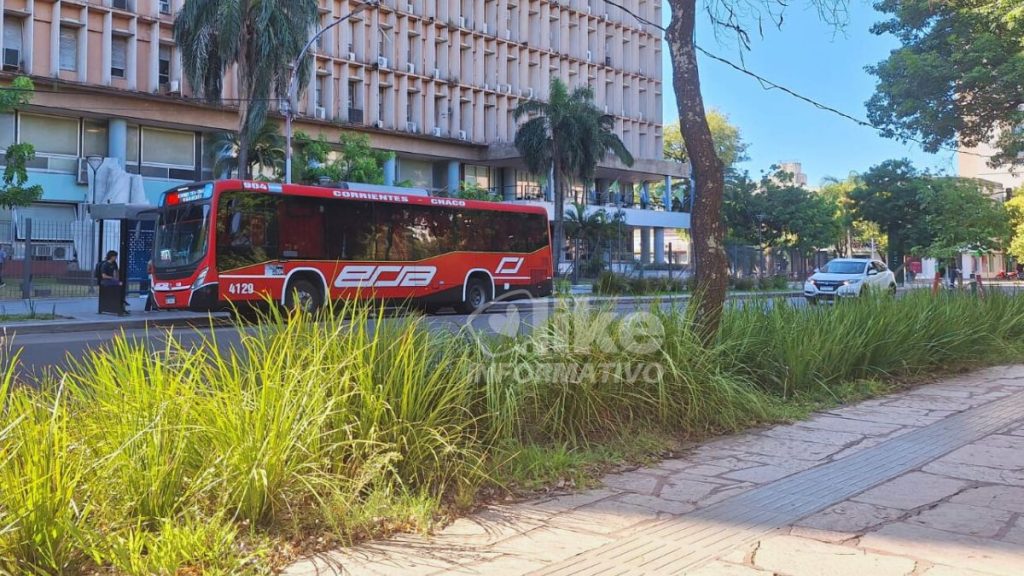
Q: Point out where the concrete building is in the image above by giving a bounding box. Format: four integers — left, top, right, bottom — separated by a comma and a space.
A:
0, 0, 687, 268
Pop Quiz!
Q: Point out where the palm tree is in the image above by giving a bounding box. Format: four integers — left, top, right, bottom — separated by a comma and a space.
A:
514, 78, 634, 276
175, 0, 319, 179
207, 121, 285, 179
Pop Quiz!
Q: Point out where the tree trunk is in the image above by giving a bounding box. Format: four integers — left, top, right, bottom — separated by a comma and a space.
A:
552, 163, 565, 278
667, 0, 728, 344
236, 45, 251, 180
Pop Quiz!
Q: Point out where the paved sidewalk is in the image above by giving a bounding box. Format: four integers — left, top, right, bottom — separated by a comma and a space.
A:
286, 366, 1024, 576
0, 297, 228, 334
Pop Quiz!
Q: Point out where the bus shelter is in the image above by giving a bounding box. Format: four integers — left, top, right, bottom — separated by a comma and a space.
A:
89, 203, 157, 315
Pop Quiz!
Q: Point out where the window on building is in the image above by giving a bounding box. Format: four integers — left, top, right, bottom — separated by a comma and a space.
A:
160, 0, 171, 15
0, 113, 14, 150
111, 36, 128, 78
142, 127, 194, 167
83, 120, 109, 158
464, 165, 491, 189
127, 125, 140, 166
315, 75, 325, 108
3, 18, 24, 69
378, 87, 387, 122
59, 26, 78, 72
20, 114, 79, 157
158, 44, 171, 85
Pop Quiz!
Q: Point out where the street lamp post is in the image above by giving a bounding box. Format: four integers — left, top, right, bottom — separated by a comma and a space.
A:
86, 155, 105, 297
284, 1, 374, 184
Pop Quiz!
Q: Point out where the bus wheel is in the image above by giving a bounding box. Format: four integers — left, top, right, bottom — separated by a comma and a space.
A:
459, 278, 491, 314
285, 278, 322, 314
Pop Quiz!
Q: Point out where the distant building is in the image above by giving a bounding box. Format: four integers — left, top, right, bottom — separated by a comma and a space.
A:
774, 161, 809, 188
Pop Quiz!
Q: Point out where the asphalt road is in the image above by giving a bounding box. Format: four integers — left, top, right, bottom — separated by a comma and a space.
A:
9, 296, 811, 381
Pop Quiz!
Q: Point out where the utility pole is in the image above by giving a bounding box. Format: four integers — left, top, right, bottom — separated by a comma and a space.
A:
284, 1, 375, 184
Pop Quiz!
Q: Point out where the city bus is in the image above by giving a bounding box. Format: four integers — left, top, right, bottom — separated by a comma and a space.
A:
150, 180, 553, 313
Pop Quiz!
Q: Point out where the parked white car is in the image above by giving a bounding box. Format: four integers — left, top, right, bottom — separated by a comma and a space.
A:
804, 258, 897, 304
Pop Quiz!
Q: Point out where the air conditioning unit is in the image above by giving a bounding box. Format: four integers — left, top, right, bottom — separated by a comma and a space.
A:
458, 16, 466, 28
502, 84, 512, 94
482, 23, 489, 34
2, 49, 21, 71
586, 50, 592, 61
77, 158, 90, 185
504, 29, 511, 40
457, 130, 468, 140
406, 3, 414, 13
523, 87, 533, 99
52, 245, 71, 260
315, 106, 327, 119
604, 105, 609, 114
432, 67, 440, 79
375, 119, 385, 128
168, 80, 181, 94
483, 83, 490, 91
406, 62, 415, 73
406, 121, 419, 133
348, 51, 356, 61
602, 13, 609, 21
377, 56, 390, 69
31, 245, 53, 259
431, 126, 442, 137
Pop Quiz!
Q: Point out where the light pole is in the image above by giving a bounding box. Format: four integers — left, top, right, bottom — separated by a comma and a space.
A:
86, 155, 105, 285
284, 1, 375, 184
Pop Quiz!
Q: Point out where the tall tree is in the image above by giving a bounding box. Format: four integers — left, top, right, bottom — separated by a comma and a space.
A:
0, 77, 42, 208
666, 1, 845, 342
849, 159, 934, 281
663, 110, 750, 171
514, 78, 634, 276
206, 121, 286, 179
819, 174, 885, 257
293, 132, 392, 185
915, 178, 1010, 260
1005, 191, 1024, 263
867, 0, 1024, 166
175, 0, 319, 179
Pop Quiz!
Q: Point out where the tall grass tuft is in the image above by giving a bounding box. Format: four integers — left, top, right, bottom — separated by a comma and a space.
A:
3, 292, 1024, 572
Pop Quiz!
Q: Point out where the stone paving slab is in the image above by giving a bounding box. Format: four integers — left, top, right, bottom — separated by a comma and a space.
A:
284, 368, 1024, 576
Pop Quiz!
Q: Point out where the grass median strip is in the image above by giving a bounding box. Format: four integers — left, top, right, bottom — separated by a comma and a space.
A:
1, 291, 1023, 574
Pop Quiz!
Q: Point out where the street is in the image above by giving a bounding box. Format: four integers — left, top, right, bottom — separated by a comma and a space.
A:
8, 296, 812, 379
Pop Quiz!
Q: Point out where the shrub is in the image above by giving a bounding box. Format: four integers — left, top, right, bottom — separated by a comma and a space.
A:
594, 271, 629, 295
731, 277, 756, 291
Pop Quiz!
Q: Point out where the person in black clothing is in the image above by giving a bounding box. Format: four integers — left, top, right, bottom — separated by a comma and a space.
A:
100, 251, 120, 287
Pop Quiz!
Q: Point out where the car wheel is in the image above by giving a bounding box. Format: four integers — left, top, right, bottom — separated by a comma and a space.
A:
285, 278, 323, 314
458, 278, 491, 314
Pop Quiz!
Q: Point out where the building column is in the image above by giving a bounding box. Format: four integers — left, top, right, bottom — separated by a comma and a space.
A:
664, 175, 673, 210
640, 226, 651, 264
108, 118, 128, 169
383, 156, 397, 186
596, 178, 611, 205
447, 159, 460, 196
654, 228, 666, 264
640, 181, 650, 209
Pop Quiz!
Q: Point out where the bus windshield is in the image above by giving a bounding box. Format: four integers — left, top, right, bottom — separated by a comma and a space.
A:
155, 202, 211, 270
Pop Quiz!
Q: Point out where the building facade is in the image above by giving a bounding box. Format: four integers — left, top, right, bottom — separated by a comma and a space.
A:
0, 0, 686, 270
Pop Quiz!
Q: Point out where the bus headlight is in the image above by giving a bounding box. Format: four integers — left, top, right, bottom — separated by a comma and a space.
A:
192, 268, 208, 291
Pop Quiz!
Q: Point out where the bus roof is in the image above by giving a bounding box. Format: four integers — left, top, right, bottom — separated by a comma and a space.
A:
166, 179, 549, 217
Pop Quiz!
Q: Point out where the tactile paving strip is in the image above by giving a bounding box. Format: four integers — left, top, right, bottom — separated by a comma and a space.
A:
533, 390, 1024, 575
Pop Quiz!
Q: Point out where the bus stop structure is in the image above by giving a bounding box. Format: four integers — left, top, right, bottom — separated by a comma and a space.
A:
89, 204, 157, 315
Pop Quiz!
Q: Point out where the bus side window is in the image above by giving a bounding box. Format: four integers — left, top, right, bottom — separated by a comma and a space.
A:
327, 201, 376, 261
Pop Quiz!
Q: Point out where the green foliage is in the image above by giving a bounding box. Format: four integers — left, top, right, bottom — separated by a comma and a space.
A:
0, 77, 42, 208
458, 181, 499, 200
206, 121, 285, 179
175, 0, 319, 178
723, 167, 840, 255
6, 292, 1024, 571
867, 0, 1024, 166
818, 175, 886, 256
294, 132, 392, 185
1005, 192, 1024, 261
915, 178, 1010, 258
663, 109, 750, 170
592, 272, 685, 295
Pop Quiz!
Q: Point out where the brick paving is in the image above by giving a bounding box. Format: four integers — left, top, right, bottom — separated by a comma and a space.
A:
285, 366, 1024, 576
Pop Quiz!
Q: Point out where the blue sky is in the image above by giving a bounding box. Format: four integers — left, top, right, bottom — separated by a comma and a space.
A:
660, 2, 954, 186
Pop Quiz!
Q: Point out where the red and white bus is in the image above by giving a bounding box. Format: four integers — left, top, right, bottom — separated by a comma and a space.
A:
150, 180, 553, 313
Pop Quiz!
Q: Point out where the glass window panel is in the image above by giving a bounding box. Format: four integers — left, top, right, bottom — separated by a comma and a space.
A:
142, 127, 194, 167
127, 125, 139, 163
0, 113, 15, 150
20, 114, 79, 156
158, 44, 171, 84
111, 36, 127, 78
83, 120, 108, 157
59, 27, 77, 71
3, 18, 23, 52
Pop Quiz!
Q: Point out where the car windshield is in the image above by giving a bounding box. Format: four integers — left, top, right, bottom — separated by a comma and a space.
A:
821, 261, 867, 275
154, 202, 211, 270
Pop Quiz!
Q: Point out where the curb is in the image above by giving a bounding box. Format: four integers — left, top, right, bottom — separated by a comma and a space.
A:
2, 314, 232, 336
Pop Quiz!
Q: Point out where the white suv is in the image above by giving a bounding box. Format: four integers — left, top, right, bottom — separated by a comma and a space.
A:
804, 258, 897, 304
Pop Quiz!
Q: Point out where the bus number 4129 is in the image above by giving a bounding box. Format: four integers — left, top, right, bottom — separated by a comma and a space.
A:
227, 283, 255, 295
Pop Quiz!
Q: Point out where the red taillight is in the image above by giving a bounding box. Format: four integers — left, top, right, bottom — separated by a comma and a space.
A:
166, 193, 180, 205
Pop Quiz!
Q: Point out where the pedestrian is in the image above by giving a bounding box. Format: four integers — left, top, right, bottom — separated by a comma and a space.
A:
0, 244, 8, 287
144, 259, 156, 312
100, 251, 120, 287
